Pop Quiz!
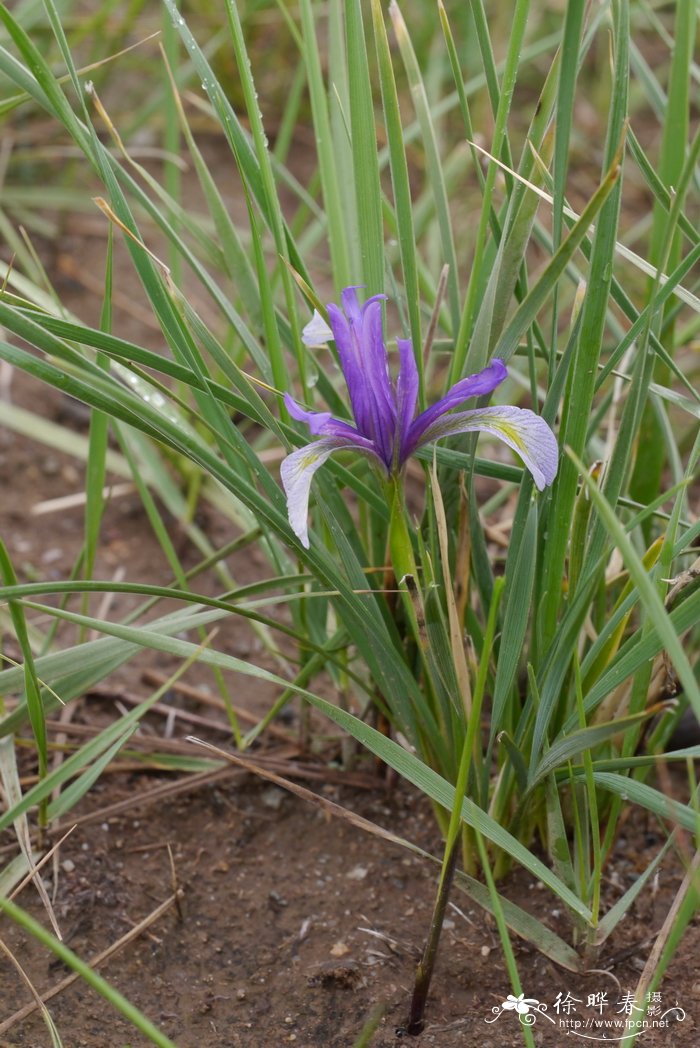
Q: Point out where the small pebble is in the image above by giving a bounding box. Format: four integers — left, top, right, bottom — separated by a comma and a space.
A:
262, 787, 285, 810
41, 456, 60, 476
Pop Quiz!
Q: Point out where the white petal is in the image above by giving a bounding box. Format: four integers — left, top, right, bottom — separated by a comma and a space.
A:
417, 406, 558, 490
301, 309, 334, 347
280, 439, 352, 548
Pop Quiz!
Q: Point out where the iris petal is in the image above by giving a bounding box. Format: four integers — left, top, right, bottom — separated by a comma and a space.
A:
361, 297, 397, 464
285, 291, 558, 550
327, 290, 395, 467
281, 438, 382, 548
404, 359, 507, 458
327, 302, 369, 434
340, 285, 365, 324
301, 310, 334, 347
396, 338, 419, 461
413, 405, 559, 490
284, 392, 362, 440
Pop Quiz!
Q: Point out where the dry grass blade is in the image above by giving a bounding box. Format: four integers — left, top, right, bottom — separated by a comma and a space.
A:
185, 736, 418, 855
92, 197, 171, 280
86, 686, 252, 739
49, 766, 239, 833
139, 670, 295, 741
468, 138, 700, 310
36, 719, 298, 762
31, 484, 135, 517
0, 935, 63, 1045
422, 263, 450, 369
0, 737, 61, 941
27, 740, 376, 837
430, 458, 472, 716
0, 889, 182, 1034
630, 848, 700, 1012
9, 826, 75, 902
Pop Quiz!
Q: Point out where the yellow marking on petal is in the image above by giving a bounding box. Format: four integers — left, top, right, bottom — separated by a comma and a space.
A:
491, 419, 526, 452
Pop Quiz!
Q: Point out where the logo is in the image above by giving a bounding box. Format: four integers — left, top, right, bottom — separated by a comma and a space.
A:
485, 988, 687, 1042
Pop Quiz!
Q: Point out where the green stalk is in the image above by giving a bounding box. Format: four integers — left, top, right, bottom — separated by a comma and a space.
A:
298, 0, 351, 287
451, 0, 531, 378
406, 579, 504, 1032
161, 0, 182, 288
630, 0, 696, 518
222, 0, 302, 395
406, 841, 459, 1035
371, 0, 422, 388
80, 226, 112, 643
390, 0, 460, 334
0, 540, 47, 827
538, 0, 629, 651
474, 829, 536, 1048
347, 0, 384, 296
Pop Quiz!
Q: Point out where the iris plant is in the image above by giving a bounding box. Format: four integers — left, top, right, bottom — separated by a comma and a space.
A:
282, 287, 558, 547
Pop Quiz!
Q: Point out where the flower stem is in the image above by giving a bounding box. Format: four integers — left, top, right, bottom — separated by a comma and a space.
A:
406, 577, 505, 1033
386, 474, 417, 582
406, 839, 459, 1034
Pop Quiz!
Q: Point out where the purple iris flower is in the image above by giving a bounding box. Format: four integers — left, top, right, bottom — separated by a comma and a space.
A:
282, 287, 558, 548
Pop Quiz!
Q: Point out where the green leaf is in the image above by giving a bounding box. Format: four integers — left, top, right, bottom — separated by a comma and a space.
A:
346, 0, 384, 295
530, 709, 656, 788
579, 772, 700, 834
0, 896, 178, 1048
570, 448, 700, 722
490, 503, 538, 741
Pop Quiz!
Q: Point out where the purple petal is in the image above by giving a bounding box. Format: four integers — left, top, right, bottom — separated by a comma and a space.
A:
360, 296, 397, 463
413, 405, 559, 490
284, 392, 360, 440
285, 392, 333, 434
395, 338, 419, 462
339, 286, 387, 323
327, 302, 368, 431
281, 437, 383, 548
285, 394, 349, 440
340, 285, 366, 323
327, 287, 396, 467
404, 359, 507, 458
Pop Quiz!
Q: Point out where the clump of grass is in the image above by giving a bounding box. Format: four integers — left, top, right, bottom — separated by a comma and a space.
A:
0, 0, 698, 1040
